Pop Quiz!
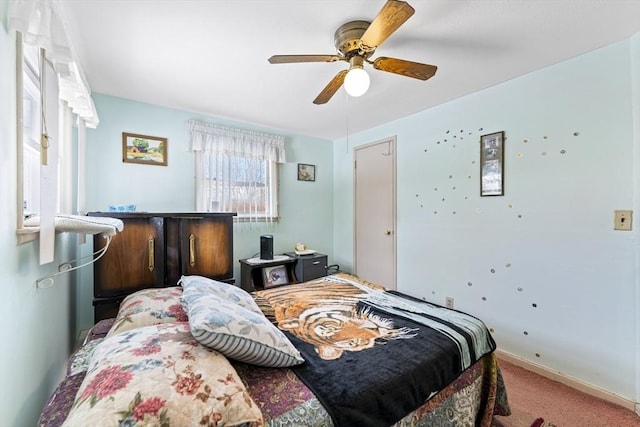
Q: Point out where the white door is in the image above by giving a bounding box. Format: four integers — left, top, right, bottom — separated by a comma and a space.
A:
354, 137, 396, 290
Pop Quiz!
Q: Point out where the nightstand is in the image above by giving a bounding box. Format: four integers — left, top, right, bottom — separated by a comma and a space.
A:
284, 252, 328, 282
238, 256, 296, 292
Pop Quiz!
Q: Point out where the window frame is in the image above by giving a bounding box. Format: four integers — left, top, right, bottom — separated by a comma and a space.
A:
15, 32, 72, 244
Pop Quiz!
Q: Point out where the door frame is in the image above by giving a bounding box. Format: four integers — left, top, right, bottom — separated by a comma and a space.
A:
353, 136, 397, 289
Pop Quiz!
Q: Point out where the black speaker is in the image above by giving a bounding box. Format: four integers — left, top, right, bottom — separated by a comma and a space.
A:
260, 235, 274, 260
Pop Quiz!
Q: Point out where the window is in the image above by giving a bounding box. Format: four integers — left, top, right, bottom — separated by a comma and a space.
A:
16, 34, 66, 245
20, 42, 42, 218
204, 155, 279, 221
188, 120, 286, 223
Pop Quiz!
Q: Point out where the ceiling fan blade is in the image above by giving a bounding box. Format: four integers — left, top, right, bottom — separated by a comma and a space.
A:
373, 57, 437, 80
360, 0, 415, 49
268, 54, 340, 64
313, 70, 348, 104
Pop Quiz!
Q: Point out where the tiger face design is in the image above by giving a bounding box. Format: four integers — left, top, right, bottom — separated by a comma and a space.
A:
256, 279, 412, 360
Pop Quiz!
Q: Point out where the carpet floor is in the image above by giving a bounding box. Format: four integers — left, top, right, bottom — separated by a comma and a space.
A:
494, 358, 640, 427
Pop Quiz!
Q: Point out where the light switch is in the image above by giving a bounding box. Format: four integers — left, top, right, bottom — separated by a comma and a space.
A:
614, 210, 633, 231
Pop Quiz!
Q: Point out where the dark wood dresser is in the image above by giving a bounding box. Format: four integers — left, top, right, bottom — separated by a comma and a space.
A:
89, 212, 235, 322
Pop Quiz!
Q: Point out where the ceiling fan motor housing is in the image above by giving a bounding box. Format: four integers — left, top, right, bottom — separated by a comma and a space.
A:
334, 20, 373, 58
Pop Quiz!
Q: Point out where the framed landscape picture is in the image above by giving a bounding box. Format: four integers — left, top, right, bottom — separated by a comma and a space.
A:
122, 132, 168, 166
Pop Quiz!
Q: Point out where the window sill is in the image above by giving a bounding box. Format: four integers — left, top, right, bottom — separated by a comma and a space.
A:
16, 227, 39, 244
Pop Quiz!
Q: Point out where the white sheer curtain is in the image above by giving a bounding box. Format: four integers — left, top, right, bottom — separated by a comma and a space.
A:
9, 0, 99, 127
188, 120, 286, 224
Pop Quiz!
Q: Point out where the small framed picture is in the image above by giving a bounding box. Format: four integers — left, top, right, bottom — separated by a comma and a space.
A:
122, 132, 168, 166
263, 265, 289, 288
297, 163, 316, 181
480, 131, 505, 196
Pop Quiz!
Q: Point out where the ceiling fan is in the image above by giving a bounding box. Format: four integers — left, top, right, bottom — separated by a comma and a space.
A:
268, 0, 438, 105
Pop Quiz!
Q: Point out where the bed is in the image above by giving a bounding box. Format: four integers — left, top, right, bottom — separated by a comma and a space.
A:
39, 273, 510, 426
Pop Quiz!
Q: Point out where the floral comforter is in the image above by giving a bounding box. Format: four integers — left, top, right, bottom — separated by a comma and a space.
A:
39, 318, 510, 426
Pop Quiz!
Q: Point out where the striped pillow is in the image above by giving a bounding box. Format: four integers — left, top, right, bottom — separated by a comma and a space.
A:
182, 288, 304, 368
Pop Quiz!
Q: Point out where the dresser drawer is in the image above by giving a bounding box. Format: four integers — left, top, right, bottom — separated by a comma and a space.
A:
293, 254, 328, 282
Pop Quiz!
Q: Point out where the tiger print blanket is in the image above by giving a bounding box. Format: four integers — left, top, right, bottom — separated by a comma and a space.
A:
254, 273, 497, 427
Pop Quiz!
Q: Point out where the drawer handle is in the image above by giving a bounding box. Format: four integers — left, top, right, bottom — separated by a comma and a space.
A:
148, 236, 154, 271
189, 233, 196, 267
312, 261, 320, 265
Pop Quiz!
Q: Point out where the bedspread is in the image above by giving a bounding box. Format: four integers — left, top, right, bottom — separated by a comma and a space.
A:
253, 273, 499, 426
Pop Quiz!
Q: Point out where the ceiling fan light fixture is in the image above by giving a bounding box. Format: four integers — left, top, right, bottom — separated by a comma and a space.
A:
344, 58, 370, 97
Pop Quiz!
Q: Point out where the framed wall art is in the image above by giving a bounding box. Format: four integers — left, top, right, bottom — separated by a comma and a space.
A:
122, 132, 168, 166
297, 163, 316, 181
480, 131, 505, 196
262, 265, 289, 288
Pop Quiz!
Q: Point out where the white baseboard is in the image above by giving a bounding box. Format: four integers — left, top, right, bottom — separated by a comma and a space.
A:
495, 349, 638, 413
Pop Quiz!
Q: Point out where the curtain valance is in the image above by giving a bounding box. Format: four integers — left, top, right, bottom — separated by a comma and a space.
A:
9, 0, 99, 128
187, 119, 286, 164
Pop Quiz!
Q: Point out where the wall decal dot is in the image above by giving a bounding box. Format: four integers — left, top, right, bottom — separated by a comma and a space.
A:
523, 331, 529, 335
460, 130, 464, 133
573, 132, 580, 136
449, 175, 453, 179
446, 130, 450, 134
416, 194, 419, 197
479, 128, 483, 131
452, 211, 457, 215
432, 291, 436, 294
452, 186, 456, 190
453, 135, 457, 138
523, 139, 528, 143
424, 149, 428, 152
453, 144, 457, 148
420, 204, 423, 208
434, 211, 438, 214
541, 151, 547, 156
532, 303, 537, 308
444, 139, 448, 142
517, 214, 523, 218
543, 136, 548, 139
437, 141, 441, 144
535, 353, 541, 358
490, 268, 495, 273
560, 149, 566, 154
476, 208, 482, 213
508, 204, 513, 208
505, 263, 511, 267
517, 287, 523, 292
464, 195, 468, 199
516, 152, 524, 158
441, 198, 446, 202
434, 187, 438, 191
467, 175, 471, 179
482, 296, 487, 301
467, 282, 473, 286
490, 328, 495, 333
471, 160, 476, 164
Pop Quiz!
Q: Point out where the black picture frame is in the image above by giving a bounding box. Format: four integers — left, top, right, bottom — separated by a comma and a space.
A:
480, 131, 505, 196
262, 265, 289, 288
297, 163, 316, 181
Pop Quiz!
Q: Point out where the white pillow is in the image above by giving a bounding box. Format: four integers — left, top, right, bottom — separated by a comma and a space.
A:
178, 275, 261, 314
182, 288, 304, 368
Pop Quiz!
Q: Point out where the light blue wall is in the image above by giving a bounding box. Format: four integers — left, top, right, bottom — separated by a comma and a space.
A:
78, 94, 334, 329
334, 37, 640, 400
0, 1, 79, 425
2, 3, 639, 422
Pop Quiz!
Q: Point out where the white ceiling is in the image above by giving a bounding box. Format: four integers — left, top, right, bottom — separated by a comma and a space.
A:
59, 0, 640, 140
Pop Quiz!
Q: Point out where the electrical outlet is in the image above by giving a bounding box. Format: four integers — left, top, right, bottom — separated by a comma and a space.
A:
445, 297, 454, 309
